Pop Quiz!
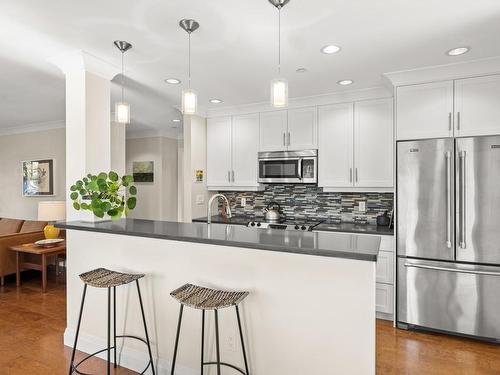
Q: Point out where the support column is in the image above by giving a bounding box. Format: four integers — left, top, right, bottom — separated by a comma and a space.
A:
49, 51, 122, 220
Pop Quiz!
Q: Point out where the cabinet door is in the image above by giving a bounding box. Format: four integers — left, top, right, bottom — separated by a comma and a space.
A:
207, 117, 232, 187
354, 98, 394, 187
455, 75, 500, 137
259, 111, 287, 151
396, 81, 453, 140
318, 103, 354, 187
376, 250, 394, 284
376, 283, 394, 315
232, 114, 260, 187
287, 107, 318, 150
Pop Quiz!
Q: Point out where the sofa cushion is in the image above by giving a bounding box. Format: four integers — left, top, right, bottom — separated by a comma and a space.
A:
19, 220, 47, 233
0, 218, 24, 235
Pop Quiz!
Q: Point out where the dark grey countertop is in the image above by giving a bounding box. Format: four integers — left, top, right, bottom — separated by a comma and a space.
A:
57, 219, 380, 262
193, 215, 394, 236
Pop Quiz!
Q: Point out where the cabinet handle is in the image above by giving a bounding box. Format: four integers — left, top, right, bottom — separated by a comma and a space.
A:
355, 168, 359, 183
457, 112, 461, 131
227, 171, 231, 183
349, 168, 353, 183
231, 170, 235, 183
283, 132, 286, 146
448, 112, 452, 131
287, 132, 291, 146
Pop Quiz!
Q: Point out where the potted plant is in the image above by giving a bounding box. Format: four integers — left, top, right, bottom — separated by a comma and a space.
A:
70, 171, 137, 221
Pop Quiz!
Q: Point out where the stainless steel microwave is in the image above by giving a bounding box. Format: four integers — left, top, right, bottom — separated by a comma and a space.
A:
258, 150, 318, 184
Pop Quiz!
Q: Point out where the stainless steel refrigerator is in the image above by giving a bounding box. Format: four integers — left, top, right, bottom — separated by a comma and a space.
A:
397, 136, 500, 341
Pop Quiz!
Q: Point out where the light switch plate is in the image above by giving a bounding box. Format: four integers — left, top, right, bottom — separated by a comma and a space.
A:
358, 201, 366, 212
241, 197, 246, 207
196, 195, 204, 205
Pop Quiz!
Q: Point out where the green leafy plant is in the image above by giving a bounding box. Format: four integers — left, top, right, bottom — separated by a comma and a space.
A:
70, 171, 137, 220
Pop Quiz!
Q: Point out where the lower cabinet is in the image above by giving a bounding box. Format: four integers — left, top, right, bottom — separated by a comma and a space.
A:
376, 283, 394, 315
375, 235, 394, 320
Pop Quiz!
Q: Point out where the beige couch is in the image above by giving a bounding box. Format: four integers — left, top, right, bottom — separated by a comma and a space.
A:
0, 218, 47, 286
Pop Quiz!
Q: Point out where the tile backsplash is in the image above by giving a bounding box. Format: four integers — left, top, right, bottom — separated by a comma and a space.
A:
219, 185, 393, 225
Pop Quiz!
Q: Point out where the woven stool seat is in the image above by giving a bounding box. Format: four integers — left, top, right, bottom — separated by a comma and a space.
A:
79, 268, 144, 288
171, 283, 249, 310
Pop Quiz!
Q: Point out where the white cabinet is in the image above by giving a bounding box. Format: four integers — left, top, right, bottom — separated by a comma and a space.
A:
376, 250, 394, 284
207, 114, 260, 190
354, 99, 393, 187
376, 284, 394, 315
455, 75, 500, 137
319, 100, 394, 190
318, 103, 354, 187
259, 111, 288, 151
232, 114, 260, 187
287, 107, 318, 150
207, 117, 232, 187
396, 81, 454, 140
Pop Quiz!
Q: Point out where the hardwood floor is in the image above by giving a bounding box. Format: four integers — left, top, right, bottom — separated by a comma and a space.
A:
1, 270, 500, 374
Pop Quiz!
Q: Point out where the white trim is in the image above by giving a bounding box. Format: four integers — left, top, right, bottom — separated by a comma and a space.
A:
0, 120, 65, 136
384, 56, 500, 87
64, 328, 197, 375
126, 128, 181, 140
205, 87, 392, 118
208, 185, 265, 192
321, 187, 394, 193
48, 49, 121, 80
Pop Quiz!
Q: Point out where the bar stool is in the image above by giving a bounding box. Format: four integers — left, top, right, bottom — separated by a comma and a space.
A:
68, 268, 155, 375
170, 283, 250, 375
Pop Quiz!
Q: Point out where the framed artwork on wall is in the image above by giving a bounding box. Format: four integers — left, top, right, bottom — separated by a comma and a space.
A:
133, 161, 154, 182
22, 159, 55, 196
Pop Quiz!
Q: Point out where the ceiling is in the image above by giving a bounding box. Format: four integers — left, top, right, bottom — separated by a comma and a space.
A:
1, 0, 500, 135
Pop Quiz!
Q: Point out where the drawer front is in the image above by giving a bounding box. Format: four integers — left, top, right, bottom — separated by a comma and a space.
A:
379, 235, 393, 252
376, 250, 394, 284
376, 283, 394, 315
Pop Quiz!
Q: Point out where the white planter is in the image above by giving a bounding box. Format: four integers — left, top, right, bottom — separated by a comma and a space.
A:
79, 209, 110, 223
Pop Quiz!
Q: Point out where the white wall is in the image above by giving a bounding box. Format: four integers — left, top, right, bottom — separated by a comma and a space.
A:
0, 128, 66, 220
126, 136, 178, 221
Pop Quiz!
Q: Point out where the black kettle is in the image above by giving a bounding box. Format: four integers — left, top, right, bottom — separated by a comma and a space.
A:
376, 211, 390, 227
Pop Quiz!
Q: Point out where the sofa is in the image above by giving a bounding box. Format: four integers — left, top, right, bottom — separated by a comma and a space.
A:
0, 218, 47, 286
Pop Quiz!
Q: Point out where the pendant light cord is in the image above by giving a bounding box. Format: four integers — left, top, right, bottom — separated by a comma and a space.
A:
278, 8, 281, 76
188, 32, 191, 89
121, 52, 124, 102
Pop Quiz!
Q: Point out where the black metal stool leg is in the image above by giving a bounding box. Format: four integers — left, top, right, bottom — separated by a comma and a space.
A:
68, 284, 87, 375
201, 310, 205, 375
113, 286, 117, 368
236, 306, 250, 375
107, 287, 111, 375
214, 309, 221, 375
171, 304, 184, 375
136, 280, 156, 375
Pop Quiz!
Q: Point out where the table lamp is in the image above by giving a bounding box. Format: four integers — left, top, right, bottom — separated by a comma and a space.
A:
38, 201, 66, 239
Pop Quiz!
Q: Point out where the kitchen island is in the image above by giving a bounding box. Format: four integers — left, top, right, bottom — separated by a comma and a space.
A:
58, 219, 380, 375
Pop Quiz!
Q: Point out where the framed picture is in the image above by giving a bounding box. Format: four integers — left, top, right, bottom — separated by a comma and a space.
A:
22, 159, 55, 196
133, 161, 154, 182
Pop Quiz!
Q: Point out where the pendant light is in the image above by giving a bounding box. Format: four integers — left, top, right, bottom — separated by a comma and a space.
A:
269, 0, 290, 108
180, 19, 200, 115
113, 40, 133, 124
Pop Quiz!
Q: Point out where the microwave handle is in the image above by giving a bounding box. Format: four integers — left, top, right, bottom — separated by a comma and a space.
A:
298, 159, 303, 180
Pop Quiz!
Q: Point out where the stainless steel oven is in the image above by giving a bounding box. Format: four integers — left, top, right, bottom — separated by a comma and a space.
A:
258, 150, 317, 184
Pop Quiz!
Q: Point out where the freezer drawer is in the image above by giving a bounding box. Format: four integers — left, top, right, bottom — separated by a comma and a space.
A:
398, 257, 500, 340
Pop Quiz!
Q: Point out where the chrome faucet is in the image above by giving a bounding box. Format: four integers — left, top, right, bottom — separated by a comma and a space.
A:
207, 194, 232, 224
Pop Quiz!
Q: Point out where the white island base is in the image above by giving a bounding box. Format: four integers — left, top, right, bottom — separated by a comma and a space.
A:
64, 230, 376, 375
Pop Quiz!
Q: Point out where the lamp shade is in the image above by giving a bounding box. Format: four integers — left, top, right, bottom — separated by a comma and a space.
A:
38, 201, 66, 222
115, 102, 130, 124
270, 78, 288, 108
182, 89, 197, 114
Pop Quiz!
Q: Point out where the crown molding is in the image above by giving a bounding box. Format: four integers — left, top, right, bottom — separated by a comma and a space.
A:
48, 49, 121, 80
205, 86, 392, 118
384, 56, 500, 87
0, 120, 65, 136
126, 127, 181, 140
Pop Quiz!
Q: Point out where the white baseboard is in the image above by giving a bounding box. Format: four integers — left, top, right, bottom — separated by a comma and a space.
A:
64, 328, 198, 375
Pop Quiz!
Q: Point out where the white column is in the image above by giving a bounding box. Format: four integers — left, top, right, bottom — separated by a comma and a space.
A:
49, 50, 122, 220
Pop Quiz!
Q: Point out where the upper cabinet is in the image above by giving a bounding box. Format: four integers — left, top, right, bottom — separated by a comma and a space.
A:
259, 111, 288, 151
454, 75, 500, 137
287, 107, 318, 150
396, 74, 500, 140
207, 114, 260, 190
355, 99, 394, 187
396, 81, 454, 140
319, 99, 394, 190
259, 107, 318, 151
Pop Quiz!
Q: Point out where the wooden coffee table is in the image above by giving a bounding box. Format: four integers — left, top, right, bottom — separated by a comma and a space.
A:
9, 241, 66, 293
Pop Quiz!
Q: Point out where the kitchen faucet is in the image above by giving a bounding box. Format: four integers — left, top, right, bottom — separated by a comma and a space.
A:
207, 194, 232, 224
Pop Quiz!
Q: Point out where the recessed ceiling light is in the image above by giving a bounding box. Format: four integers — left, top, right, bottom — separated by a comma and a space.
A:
446, 47, 470, 56
165, 78, 181, 84
321, 45, 341, 54
296, 68, 308, 73
172, 119, 181, 123
209, 98, 223, 104
337, 79, 353, 85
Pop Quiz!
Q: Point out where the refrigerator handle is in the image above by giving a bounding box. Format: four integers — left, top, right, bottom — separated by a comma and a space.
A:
459, 151, 467, 249
404, 262, 500, 277
445, 151, 452, 248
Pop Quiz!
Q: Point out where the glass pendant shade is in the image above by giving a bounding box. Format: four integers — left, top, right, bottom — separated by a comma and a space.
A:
271, 78, 288, 108
115, 102, 130, 124
182, 89, 197, 114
